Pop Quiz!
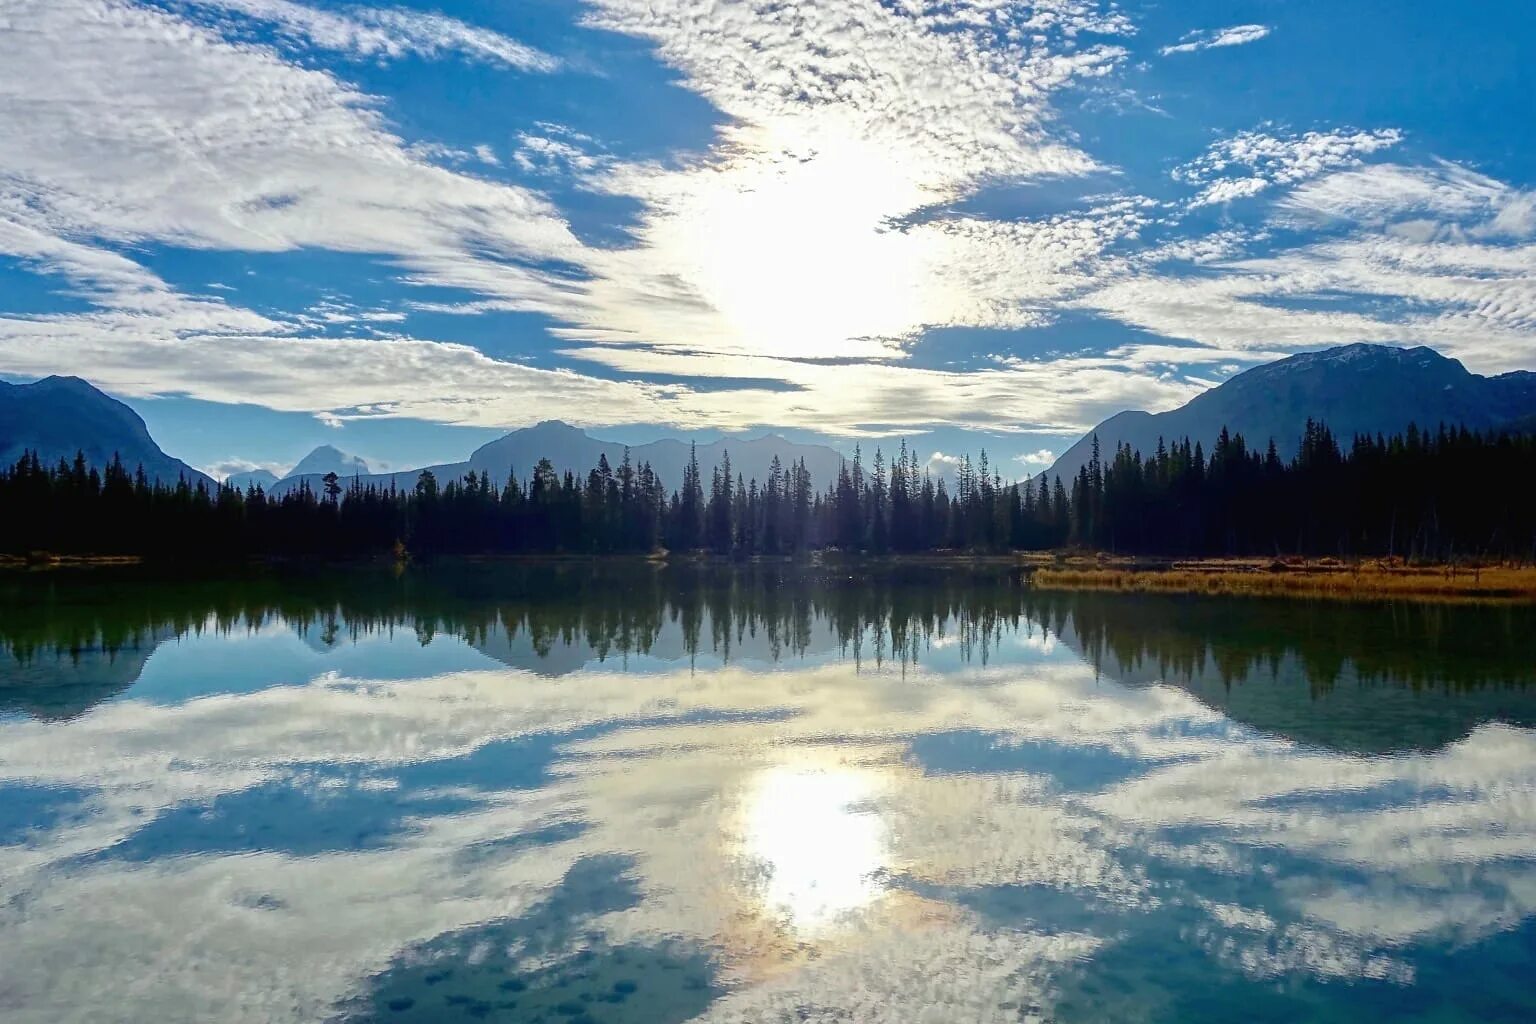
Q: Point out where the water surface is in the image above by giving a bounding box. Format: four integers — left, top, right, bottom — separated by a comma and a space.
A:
3, 564, 1535, 1022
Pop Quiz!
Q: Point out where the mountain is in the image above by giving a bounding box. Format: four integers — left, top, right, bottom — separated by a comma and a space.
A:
288, 444, 369, 478
461, 422, 848, 492
1042, 344, 1536, 486
225, 447, 367, 490
0, 376, 213, 486
1501, 411, 1536, 436
270, 421, 848, 497
225, 468, 280, 490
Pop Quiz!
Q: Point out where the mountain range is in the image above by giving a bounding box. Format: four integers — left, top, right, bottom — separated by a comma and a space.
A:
6, 344, 1536, 498
227, 445, 371, 490
1041, 344, 1536, 486
264, 420, 848, 497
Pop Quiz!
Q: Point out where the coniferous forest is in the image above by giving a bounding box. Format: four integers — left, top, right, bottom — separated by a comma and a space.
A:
3, 420, 1533, 562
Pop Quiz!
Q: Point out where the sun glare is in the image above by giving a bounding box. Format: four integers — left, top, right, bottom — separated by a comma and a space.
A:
738, 763, 890, 933
658, 132, 942, 359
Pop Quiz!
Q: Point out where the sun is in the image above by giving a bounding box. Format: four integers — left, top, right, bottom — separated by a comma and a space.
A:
652, 129, 945, 360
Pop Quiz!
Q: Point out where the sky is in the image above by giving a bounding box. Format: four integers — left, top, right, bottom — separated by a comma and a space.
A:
1, 0, 1533, 481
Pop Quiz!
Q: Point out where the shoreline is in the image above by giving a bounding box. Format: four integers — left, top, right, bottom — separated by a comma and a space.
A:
4, 551, 1534, 602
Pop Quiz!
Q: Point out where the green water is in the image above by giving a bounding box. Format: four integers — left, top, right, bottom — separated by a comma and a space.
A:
2, 563, 1535, 1022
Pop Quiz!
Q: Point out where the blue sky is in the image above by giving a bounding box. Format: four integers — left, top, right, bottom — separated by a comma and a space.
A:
1, 0, 1533, 481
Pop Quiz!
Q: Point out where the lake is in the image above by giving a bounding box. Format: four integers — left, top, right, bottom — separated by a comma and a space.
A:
3, 563, 1536, 1023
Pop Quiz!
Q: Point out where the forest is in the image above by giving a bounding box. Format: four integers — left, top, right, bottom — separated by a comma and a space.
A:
2, 420, 1533, 561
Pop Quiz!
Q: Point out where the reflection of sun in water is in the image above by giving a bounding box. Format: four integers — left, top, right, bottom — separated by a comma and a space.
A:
739, 764, 888, 933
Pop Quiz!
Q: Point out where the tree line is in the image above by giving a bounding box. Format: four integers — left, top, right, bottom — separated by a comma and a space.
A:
2, 420, 1532, 561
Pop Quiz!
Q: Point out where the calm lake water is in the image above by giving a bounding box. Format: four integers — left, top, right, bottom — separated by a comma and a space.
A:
3, 563, 1536, 1023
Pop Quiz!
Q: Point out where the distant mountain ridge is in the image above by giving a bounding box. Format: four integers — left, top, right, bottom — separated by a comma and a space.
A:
225, 445, 369, 489
270, 421, 849, 498
225, 468, 280, 490
290, 445, 369, 478
1042, 344, 1536, 486
0, 376, 213, 486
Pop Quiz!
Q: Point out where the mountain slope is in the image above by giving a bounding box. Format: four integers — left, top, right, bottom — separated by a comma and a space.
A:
1042, 344, 1536, 485
0, 376, 213, 486
1501, 411, 1536, 436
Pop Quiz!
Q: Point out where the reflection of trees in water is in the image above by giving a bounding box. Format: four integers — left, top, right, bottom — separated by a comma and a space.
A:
1035, 591, 1536, 697
0, 564, 1029, 678
5, 566, 1536, 736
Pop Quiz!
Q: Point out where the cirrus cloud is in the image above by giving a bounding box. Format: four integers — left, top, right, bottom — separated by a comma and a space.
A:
1159, 24, 1272, 57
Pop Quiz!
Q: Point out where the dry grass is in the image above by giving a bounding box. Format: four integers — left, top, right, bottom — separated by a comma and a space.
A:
0, 553, 145, 569
1029, 557, 1536, 602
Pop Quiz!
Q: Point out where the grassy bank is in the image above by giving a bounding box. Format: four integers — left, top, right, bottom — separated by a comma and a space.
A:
1026, 557, 1536, 601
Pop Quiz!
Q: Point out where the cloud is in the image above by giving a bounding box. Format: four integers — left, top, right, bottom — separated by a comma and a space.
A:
0, 317, 686, 431
1175, 128, 1404, 207
582, 0, 1127, 185
202, 456, 286, 480
561, 0, 1137, 359
1084, 163, 1536, 374
558, 345, 1205, 436
0, 0, 585, 300
0, 0, 1530, 447
1014, 449, 1058, 468
927, 451, 963, 470
0, 0, 1154, 424
1159, 24, 1272, 56
512, 129, 608, 177
1278, 161, 1536, 236
175, 0, 561, 71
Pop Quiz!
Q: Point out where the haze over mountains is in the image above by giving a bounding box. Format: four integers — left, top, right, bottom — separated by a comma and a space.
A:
266, 420, 849, 498
6, 344, 1536, 498
1041, 344, 1536, 486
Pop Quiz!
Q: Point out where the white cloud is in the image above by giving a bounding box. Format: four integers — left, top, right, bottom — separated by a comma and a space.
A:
1175, 128, 1404, 208
1014, 449, 1057, 467
1083, 248, 1536, 374
203, 456, 286, 480
0, 0, 1158, 427
558, 345, 1205, 436
0, 0, 1530, 447
176, 0, 561, 70
0, 0, 585, 298
1279, 161, 1536, 237
927, 451, 963, 469
512, 130, 607, 176
0, 317, 686, 431
561, 0, 1138, 359
1159, 24, 1272, 56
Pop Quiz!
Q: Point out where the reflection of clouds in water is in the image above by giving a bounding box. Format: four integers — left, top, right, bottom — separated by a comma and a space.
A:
692, 922, 1100, 1024
1089, 724, 1536, 952
0, 651, 1533, 1020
